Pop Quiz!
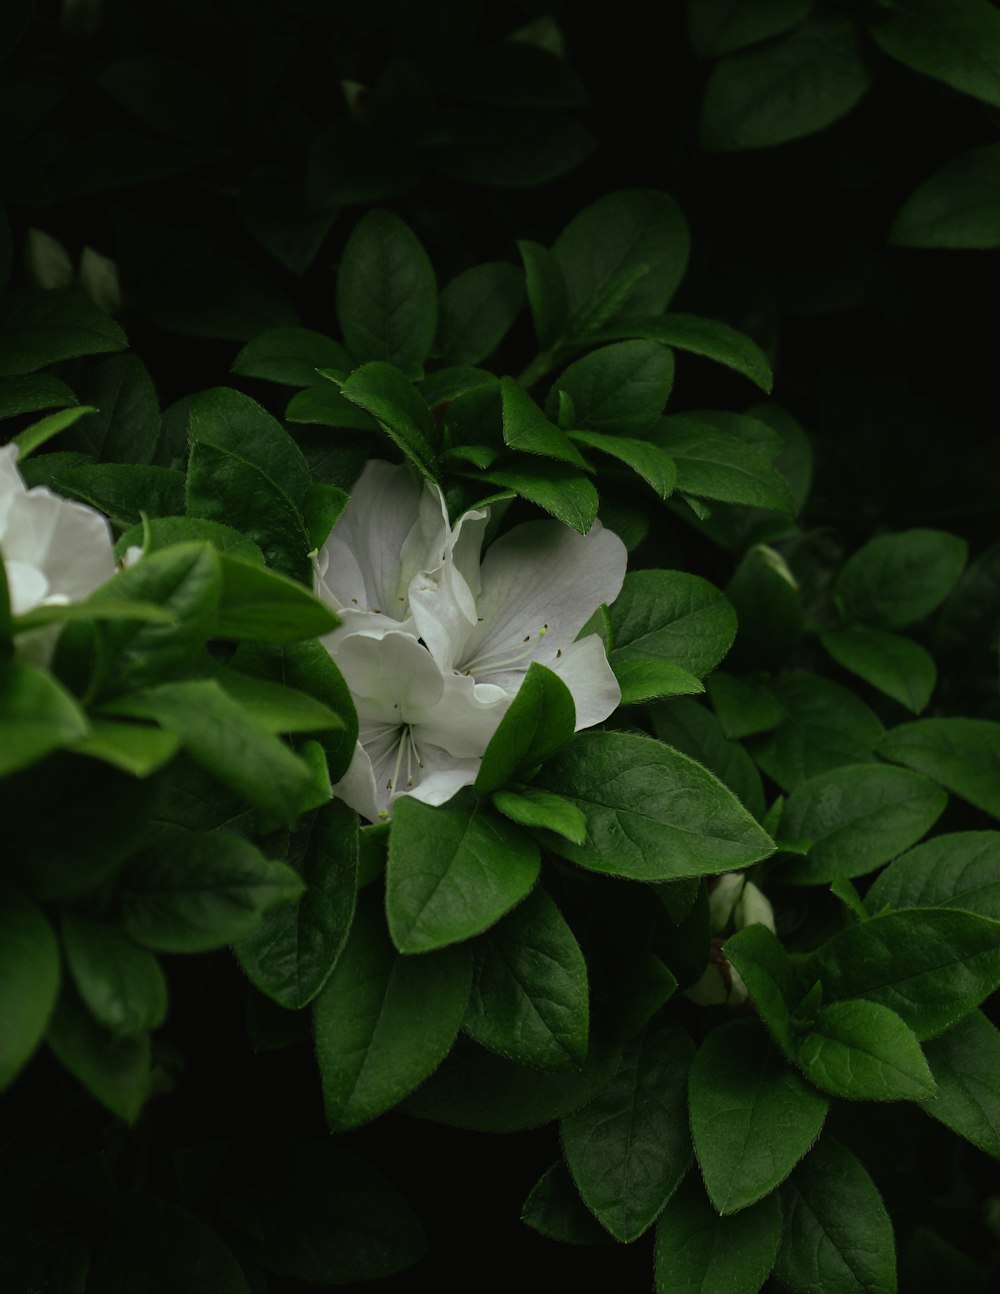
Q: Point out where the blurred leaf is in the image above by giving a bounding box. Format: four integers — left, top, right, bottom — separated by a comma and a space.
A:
891, 144, 1000, 248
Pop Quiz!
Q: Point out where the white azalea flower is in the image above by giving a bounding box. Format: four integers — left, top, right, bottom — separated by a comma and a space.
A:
316, 458, 627, 820
0, 443, 115, 620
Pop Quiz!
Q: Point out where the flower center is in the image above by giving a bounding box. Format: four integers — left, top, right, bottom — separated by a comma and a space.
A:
462, 623, 549, 677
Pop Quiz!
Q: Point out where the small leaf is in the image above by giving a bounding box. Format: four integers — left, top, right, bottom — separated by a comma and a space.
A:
551, 339, 675, 435
869, 0, 1000, 109
835, 529, 967, 630
61, 912, 167, 1036
866, 831, 1000, 921
688, 0, 813, 58
213, 553, 339, 643
569, 428, 677, 498
522, 1162, 613, 1246
12, 404, 98, 460
593, 312, 773, 392
500, 376, 588, 466
0, 892, 60, 1092
0, 663, 89, 777
796, 1000, 936, 1101
891, 143, 1000, 249
475, 661, 576, 794
478, 458, 598, 533
724, 922, 797, 1058
46, 984, 150, 1124
339, 361, 439, 479
920, 1009, 1000, 1159
492, 787, 587, 844
438, 262, 524, 364
877, 719, 1000, 819
609, 569, 737, 678
231, 326, 350, 387
0, 289, 128, 378
654, 1175, 783, 1294
518, 238, 567, 348
651, 416, 795, 512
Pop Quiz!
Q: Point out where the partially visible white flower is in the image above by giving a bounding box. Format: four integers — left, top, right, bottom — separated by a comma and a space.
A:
0, 444, 115, 618
331, 630, 508, 822
689, 873, 776, 1008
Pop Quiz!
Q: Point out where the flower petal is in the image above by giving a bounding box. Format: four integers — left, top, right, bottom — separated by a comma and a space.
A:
4, 488, 115, 603
415, 671, 509, 758
404, 748, 481, 808
457, 519, 627, 679
545, 634, 622, 730
331, 740, 381, 823
331, 630, 445, 724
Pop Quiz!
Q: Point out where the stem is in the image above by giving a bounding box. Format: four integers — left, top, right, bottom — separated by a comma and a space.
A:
516, 347, 558, 389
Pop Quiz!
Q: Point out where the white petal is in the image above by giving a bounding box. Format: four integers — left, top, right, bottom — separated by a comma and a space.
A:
331, 740, 381, 823
403, 749, 481, 809
331, 630, 445, 723
457, 519, 627, 678
409, 557, 477, 671
544, 635, 622, 730
3, 488, 115, 602
0, 443, 24, 532
4, 559, 49, 615
415, 671, 509, 758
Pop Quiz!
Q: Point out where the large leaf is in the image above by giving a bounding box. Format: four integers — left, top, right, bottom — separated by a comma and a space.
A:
688, 0, 813, 58
386, 790, 540, 953
61, 912, 167, 1036
475, 661, 576, 794
866, 831, 1000, 920
877, 719, 1000, 819
550, 340, 675, 434
688, 1019, 828, 1214
803, 908, 1000, 1040
920, 1009, 1000, 1159
869, 0, 1000, 108
891, 144, 1000, 249
834, 529, 967, 630
313, 889, 471, 1129
0, 289, 127, 377
339, 361, 439, 479
562, 1018, 694, 1241
0, 663, 89, 778
819, 626, 936, 714
651, 697, 765, 820
231, 326, 349, 387
796, 1001, 936, 1102
654, 1176, 783, 1294
0, 892, 60, 1091
608, 569, 737, 678
46, 985, 150, 1125
437, 262, 524, 365
651, 416, 795, 512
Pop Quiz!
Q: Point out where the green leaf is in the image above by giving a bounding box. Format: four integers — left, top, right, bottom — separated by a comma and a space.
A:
94, 56, 233, 144
920, 1009, 1000, 1159
438, 262, 525, 365
336, 209, 436, 372
492, 787, 587, 844
431, 109, 595, 188
891, 143, 1000, 249
609, 569, 737, 678
212, 666, 344, 735
688, 1019, 828, 1214
386, 790, 540, 953
688, 0, 813, 58
46, 984, 150, 1124
750, 671, 885, 792
650, 416, 796, 512
562, 1018, 694, 1242
0, 289, 128, 377
478, 458, 598, 533
651, 697, 765, 819
518, 238, 567, 348
553, 190, 690, 330
499, 377, 588, 466
551, 340, 675, 434
213, 552, 338, 643
0, 663, 89, 777
614, 659, 704, 705
534, 731, 775, 880
724, 922, 797, 1058
654, 1175, 783, 1294
701, 17, 873, 151
797, 1001, 936, 1102
119, 828, 302, 953
11, 404, 98, 460
216, 1139, 426, 1284
402, 1029, 621, 1132
0, 891, 60, 1091
835, 529, 967, 630
87, 1195, 251, 1294
475, 661, 576, 794
866, 831, 1000, 920
61, 912, 167, 1036
54, 462, 185, 528
726, 544, 804, 669
72, 354, 160, 464
188, 385, 310, 506
114, 515, 264, 565
231, 326, 350, 387
313, 889, 471, 1130
234, 800, 357, 1010
0, 372, 78, 420
595, 312, 773, 392
339, 361, 439, 479
91, 542, 222, 696
706, 671, 784, 739
869, 0, 1000, 108
802, 908, 1000, 1041
522, 1162, 613, 1246
239, 179, 337, 275
106, 679, 320, 824
463, 885, 588, 1069
70, 720, 180, 778
284, 383, 380, 431
778, 1141, 898, 1294
877, 719, 1000, 819
779, 763, 947, 885
569, 429, 677, 498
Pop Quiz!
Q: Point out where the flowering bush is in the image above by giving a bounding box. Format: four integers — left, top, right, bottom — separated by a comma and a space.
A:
2, 3, 999, 1293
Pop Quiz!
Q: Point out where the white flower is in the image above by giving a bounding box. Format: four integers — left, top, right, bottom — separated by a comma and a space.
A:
315, 459, 627, 821
0, 444, 115, 619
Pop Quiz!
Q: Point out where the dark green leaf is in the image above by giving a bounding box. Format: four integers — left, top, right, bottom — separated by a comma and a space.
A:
94, 57, 233, 144
0, 891, 60, 1091
387, 790, 540, 953
689, 1019, 828, 1214
54, 462, 185, 528
688, 0, 813, 58
654, 1175, 783, 1294
70, 720, 180, 778
651, 416, 796, 512
803, 908, 1000, 1040
562, 1018, 694, 1241
231, 327, 350, 387
534, 731, 775, 880
724, 922, 797, 1058
614, 658, 704, 705
213, 553, 338, 643
553, 190, 690, 330
835, 529, 967, 630
72, 354, 160, 464
0, 663, 89, 777
594, 312, 772, 392
569, 429, 677, 498
776, 1136, 896, 1294
340, 361, 439, 478
307, 120, 423, 208
551, 340, 675, 434
61, 910, 166, 1045
891, 143, 1000, 249
430, 109, 595, 188
114, 516, 264, 565
478, 458, 598, 533
877, 719, 1000, 819
796, 1000, 936, 1101
476, 661, 576, 794
118, 828, 302, 953
866, 831, 1000, 920
463, 886, 588, 1069
492, 787, 587, 843
313, 889, 471, 1130
500, 377, 588, 466
46, 984, 150, 1124
0, 372, 77, 420
726, 544, 804, 669
920, 1009, 1000, 1159
284, 382, 382, 432
608, 569, 737, 678
707, 671, 784, 739
701, 17, 873, 150
522, 1162, 613, 1246
336, 209, 436, 372
0, 290, 127, 377
11, 404, 98, 460
438, 262, 524, 364
238, 180, 337, 275
518, 238, 568, 348
869, 0, 1000, 108
651, 697, 766, 820
779, 763, 947, 884
188, 385, 310, 506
